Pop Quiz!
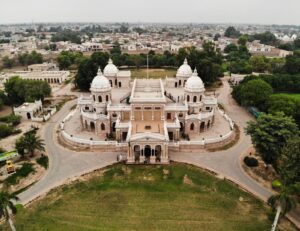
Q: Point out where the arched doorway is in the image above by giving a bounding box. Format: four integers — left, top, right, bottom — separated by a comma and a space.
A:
118, 82, 122, 88
193, 96, 197, 102
90, 122, 95, 131
134, 145, 140, 162
98, 95, 102, 102
175, 82, 178, 88
190, 123, 194, 131
155, 145, 162, 162
106, 95, 109, 102
187, 95, 190, 102
180, 122, 184, 132
112, 122, 116, 132
207, 120, 211, 129
27, 112, 31, 119
144, 145, 151, 163
200, 122, 205, 132
109, 80, 113, 87
115, 79, 117, 87
179, 80, 181, 86
101, 123, 105, 131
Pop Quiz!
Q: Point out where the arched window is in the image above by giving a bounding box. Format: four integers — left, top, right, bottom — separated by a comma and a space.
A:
98, 95, 102, 102
200, 95, 202, 101
101, 123, 105, 130
187, 95, 190, 102
193, 96, 197, 102
93, 95, 95, 101
106, 95, 109, 102
179, 80, 182, 86
190, 123, 194, 131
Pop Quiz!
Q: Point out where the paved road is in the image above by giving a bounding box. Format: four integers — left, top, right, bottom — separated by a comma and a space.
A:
170, 78, 272, 201
18, 79, 299, 228
18, 100, 118, 205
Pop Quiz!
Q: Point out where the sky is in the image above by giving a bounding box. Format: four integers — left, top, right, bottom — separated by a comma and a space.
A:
0, 0, 300, 25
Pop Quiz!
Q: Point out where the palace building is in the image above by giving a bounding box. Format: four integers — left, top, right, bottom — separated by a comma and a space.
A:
77, 58, 218, 164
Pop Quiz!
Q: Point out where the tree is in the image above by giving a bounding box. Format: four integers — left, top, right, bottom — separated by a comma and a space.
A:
249, 55, 270, 73
91, 52, 109, 70
239, 79, 273, 110
0, 191, 19, 231
75, 58, 98, 91
246, 112, 299, 165
18, 51, 43, 66
284, 51, 300, 74
15, 136, 26, 158
224, 26, 241, 38
224, 44, 238, 53
267, 94, 299, 119
4, 77, 51, 104
22, 130, 45, 157
278, 138, 300, 184
2, 56, 14, 68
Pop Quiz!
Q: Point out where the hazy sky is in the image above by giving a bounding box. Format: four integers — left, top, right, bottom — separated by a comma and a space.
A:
1, 0, 300, 25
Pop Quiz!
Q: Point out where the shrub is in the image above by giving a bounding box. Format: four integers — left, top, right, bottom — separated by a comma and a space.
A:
244, 156, 259, 167
36, 155, 49, 169
271, 180, 282, 189
0, 124, 13, 139
0, 114, 21, 126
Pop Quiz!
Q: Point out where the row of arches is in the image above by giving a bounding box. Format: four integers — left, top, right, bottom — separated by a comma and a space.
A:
188, 120, 212, 133
133, 145, 162, 163
29, 78, 61, 84
186, 95, 202, 103
174, 80, 187, 88
93, 95, 110, 103
84, 120, 106, 132
109, 79, 122, 88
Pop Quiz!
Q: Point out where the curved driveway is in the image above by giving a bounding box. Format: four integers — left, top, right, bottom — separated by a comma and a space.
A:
18, 79, 299, 228
18, 99, 118, 205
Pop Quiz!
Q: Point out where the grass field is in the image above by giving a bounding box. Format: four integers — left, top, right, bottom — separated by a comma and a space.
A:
6, 163, 282, 231
274, 93, 300, 101
129, 68, 176, 79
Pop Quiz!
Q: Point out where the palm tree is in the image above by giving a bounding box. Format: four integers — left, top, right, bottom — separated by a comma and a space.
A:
23, 131, 45, 157
268, 184, 298, 231
0, 191, 19, 231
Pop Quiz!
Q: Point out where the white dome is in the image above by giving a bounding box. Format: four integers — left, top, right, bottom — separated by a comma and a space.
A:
185, 69, 205, 92
90, 68, 111, 92
176, 58, 193, 78
103, 58, 118, 77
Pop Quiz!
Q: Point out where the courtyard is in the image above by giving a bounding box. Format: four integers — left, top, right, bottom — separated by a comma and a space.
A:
8, 163, 281, 231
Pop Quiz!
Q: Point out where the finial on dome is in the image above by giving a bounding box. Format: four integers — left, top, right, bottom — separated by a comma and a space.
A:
193, 68, 198, 75
108, 58, 113, 64
184, 58, 188, 64
97, 68, 102, 75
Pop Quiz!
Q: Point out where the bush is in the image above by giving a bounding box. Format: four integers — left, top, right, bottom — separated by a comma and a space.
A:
0, 114, 21, 126
271, 179, 282, 189
0, 124, 13, 139
244, 156, 259, 167
36, 155, 49, 169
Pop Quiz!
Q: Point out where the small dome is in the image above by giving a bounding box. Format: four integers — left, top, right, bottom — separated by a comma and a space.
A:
103, 58, 118, 77
185, 69, 205, 92
176, 58, 193, 78
90, 68, 111, 92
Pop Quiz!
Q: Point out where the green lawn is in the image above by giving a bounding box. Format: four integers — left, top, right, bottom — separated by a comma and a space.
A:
10, 163, 275, 231
275, 93, 300, 101
129, 68, 176, 79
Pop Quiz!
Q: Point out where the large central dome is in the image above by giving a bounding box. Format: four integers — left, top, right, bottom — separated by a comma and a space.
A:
185, 69, 205, 92
176, 58, 193, 78
103, 58, 118, 77
90, 68, 111, 92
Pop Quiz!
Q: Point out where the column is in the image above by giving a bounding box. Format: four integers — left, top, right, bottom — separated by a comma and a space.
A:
140, 148, 145, 163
